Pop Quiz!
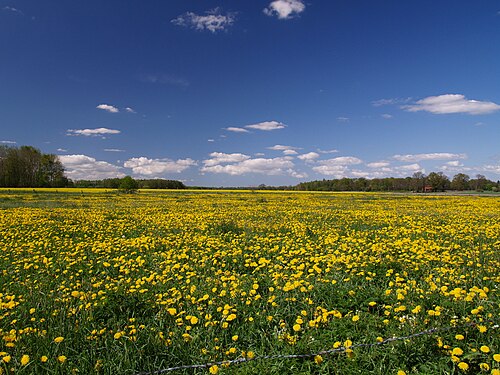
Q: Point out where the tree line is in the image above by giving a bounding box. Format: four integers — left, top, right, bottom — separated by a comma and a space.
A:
0, 145, 69, 187
294, 172, 499, 192
73, 178, 186, 189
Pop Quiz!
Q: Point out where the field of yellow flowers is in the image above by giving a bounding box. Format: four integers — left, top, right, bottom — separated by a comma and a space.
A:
0, 190, 499, 374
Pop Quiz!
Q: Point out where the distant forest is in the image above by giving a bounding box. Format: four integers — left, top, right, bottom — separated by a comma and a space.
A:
1, 145, 499, 192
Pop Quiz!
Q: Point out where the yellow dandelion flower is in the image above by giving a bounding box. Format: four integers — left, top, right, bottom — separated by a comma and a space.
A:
455, 334, 464, 340
54, 336, 64, 343
397, 371, 406, 375
452, 347, 463, 356
41, 356, 48, 363
1, 355, 11, 363
479, 363, 489, 371
292, 324, 301, 332
209, 364, 219, 374
314, 355, 323, 365
493, 353, 500, 362
479, 345, 490, 353
457, 362, 468, 371
246, 351, 255, 359
58, 355, 67, 363
21, 355, 30, 366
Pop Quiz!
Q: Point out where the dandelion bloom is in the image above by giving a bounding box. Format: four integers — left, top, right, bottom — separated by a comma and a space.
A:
41, 356, 48, 363
54, 336, 64, 343
57, 355, 67, 363
314, 355, 323, 364
397, 371, 406, 375
457, 362, 468, 371
20, 355, 30, 366
493, 354, 500, 362
209, 365, 219, 374
452, 347, 463, 356
479, 345, 490, 353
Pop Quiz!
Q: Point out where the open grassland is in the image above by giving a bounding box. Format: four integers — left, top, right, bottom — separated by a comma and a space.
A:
0, 190, 499, 374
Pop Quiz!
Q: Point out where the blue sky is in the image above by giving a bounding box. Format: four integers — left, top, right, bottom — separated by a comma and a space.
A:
1, 0, 500, 186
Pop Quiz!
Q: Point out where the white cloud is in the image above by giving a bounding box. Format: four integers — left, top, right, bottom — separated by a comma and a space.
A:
0, 140, 16, 144
372, 97, 411, 107
208, 139, 215, 142
283, 149, 298, 155
403, 94, 500, 115
319, 156, 363, 165
381, 114, 393, 119
59, 154, 125, 180
225, 127, 250, 133
393, 153, 467, 162
367, 161, 390, 168
268, 144, 300, 151
202, 156, 296, 176
66, 128, 121, 137
203, 152, 250, 167
3, 6, 23, 15
317, 148, 339, 154
297, 152, 320, 161
337, 117, 349, 122
445, 160, 463, 167
124, 157, 197, 176
264, 0, 305, 19
481, 164, 500, 175
396, 163, 422, 172
245, 121, 286, 131
125, 107, 136, 114
171, 8, 236, 33
312, 156, 363, 177
104, 149, 125, 152
56, 148, 67, 152
96, 104, 119, 113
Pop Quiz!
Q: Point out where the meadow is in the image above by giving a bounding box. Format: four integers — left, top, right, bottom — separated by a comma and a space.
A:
0, 189, 498, 374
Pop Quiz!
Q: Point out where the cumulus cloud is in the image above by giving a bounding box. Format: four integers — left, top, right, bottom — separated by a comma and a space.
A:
124, 157, 197, 176
263, 0, 305, 19
268, 144, 300, 151
96, 104, 119, 113
0, 140, 16, 144
297, 152, 320, 161
393, 152, 467, 162
224, 127, 249, 133
66, 128, 121, 137
171, 8, 236, 33
317, 149, 339, 154
283, 149, 298, 155
403, 94, 500, 115
203, 152, 251, 167
59, 154, 125, 180
312, 156, 363, 177
125, 107, 136, 114
201, 152, 302, 177
245, 121, 286, 131
367, 161, 390, 168
202, 157, 296, 176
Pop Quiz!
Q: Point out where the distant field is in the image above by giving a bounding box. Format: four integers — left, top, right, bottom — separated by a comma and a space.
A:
0, 190, 498, 374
